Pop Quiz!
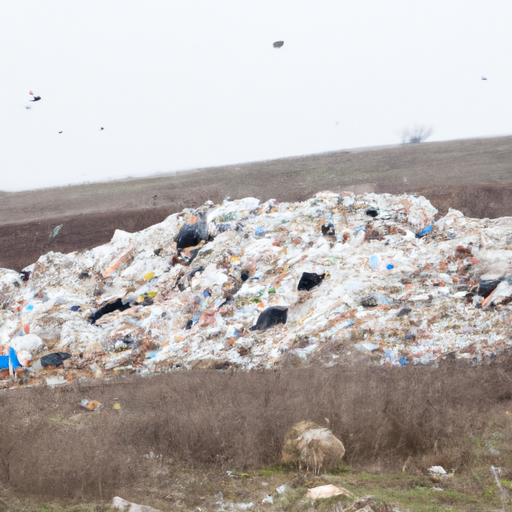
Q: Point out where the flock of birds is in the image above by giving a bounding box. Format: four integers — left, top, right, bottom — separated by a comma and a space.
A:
25, 41, 490, 137
25, 90, 104, 134
24, 42, 285, 135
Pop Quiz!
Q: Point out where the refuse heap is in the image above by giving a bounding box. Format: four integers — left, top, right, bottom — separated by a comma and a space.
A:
1, 191, 512, 386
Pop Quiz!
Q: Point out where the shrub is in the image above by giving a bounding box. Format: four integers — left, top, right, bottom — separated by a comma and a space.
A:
400, 125, 433, 144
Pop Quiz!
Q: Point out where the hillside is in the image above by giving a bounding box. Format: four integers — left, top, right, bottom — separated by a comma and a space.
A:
1, 135, 512, 271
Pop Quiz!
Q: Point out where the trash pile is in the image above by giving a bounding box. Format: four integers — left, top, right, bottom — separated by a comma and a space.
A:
2, 190, 512, 386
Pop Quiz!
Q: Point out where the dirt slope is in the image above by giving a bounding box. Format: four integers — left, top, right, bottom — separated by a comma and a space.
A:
1, 135, 512, 271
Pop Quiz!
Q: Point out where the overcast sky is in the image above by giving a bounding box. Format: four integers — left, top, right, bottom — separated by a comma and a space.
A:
1, 1, 511, 192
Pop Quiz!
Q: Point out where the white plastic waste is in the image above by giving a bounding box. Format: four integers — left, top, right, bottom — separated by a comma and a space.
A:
1, 191, 511, 386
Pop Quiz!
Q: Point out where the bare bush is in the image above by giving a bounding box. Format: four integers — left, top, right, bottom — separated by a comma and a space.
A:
400, 125, 433, 144
0, 357, 512, 500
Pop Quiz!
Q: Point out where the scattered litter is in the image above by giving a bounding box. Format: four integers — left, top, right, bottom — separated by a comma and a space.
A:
355, 342, 380, 352
478, 274, 503, 298
45, 376, 68, 387
490, 466, 509, 511
365, 206, 379, 218
416, 223, 433, 238
89, 298, 131, 324
41, 352, 71, 368
250, 306, 288, 331
0, 347, 32, 374
49, 224, 63, 239
306, 483, 355, 500
428, 466, 447, 474
428, 465, 450, 483
298, 272, 325, 291
321, 222, 335, 236
261, 494, 273, 504
175, 217, 208, 250
80, 399, 103, 411
396, 306, 412, 317
10, 334, 45, 353
111, 496, 161, 511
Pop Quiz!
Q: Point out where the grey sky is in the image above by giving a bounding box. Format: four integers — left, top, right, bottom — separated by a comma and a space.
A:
1, 1, 511, 191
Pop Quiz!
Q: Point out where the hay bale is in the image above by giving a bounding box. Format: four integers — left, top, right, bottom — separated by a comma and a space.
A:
282, 420, 345, 473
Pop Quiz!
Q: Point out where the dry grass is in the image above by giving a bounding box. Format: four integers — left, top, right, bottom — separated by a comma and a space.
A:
1, 357, 512, 503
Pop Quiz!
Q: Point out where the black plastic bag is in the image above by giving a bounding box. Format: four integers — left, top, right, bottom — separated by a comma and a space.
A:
175, 220, 208, 251
41, 352, 71, 368
297, 272, 325, 291
250, 306, 288, 331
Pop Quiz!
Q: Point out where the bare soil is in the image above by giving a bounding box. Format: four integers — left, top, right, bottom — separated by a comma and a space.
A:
2, 135, 512, 271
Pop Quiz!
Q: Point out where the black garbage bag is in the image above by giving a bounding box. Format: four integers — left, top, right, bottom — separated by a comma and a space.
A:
478, 274, 503, 298
321, 223, 335, 236
89, 298, 131, 324
365, 206, 379, 218
175, 220, 209, 251
41, 352, 71, 368
297, 272, 325, 291
250, 306, 288, 331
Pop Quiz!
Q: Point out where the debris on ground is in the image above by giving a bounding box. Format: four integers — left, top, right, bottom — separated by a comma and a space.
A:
428, 465, 453, 484
306, 483, 355, 499
111, 495, 161, 511
1, 190, 512, 386
80, 399, 103, 411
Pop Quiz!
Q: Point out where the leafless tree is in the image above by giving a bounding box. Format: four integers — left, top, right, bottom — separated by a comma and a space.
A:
400, 124, 433, 144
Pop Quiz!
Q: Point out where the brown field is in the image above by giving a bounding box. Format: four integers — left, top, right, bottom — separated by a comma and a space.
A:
2, 359, 512, 511
2, 135, 512, 271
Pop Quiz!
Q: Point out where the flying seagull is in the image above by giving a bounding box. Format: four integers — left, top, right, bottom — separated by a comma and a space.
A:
273, 41, 284, 48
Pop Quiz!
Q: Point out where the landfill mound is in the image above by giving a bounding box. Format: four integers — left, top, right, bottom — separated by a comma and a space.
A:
2, 191, 512, 387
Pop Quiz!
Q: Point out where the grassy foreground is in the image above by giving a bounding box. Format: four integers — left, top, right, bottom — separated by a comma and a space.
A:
1, 359, 512, 510
1, 461, 511, 511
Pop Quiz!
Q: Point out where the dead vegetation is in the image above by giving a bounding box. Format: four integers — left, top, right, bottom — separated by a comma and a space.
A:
1, 357, 512, 505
